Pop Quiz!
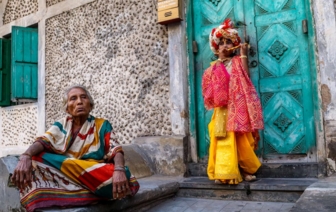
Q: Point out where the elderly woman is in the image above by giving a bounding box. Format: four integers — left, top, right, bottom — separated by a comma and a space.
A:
11, 85, 139, 212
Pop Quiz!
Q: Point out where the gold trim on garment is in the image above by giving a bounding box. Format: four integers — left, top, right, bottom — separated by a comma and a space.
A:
214, 107, 228, 138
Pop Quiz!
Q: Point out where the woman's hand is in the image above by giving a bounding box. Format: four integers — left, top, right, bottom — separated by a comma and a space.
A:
112, 170, 130, 200
11, 154, 33, 190
240, 43, 249, 56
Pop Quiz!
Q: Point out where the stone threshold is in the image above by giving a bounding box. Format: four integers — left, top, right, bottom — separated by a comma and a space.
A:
177, 177, 318, 203
187, 162, 321, 178
179, 177, 318, 191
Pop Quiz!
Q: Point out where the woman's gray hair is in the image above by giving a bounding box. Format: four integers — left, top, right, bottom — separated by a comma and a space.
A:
62, 85, 95, 112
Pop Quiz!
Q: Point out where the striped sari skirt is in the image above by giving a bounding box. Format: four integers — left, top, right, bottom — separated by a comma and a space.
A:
20, 152, 139, 212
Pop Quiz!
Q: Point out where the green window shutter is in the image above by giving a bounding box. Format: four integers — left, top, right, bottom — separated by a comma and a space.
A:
11, 26, 38, 101
0, 39, 11, 106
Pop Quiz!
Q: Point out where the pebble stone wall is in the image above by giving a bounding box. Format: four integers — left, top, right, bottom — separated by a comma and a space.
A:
46, 0, 65, 7
3, 0, 38, 24
0, 105, 38, 147
45, 0, 171, 144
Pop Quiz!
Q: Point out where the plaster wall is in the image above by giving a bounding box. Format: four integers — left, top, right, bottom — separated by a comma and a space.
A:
47, 0, 65, 7
2, 0, 38, 24
0, 104, 38, 157
312, 0, 336, 172
45, 0, 172, 144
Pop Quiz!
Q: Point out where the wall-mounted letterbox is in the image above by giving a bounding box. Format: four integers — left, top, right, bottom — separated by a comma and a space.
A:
158, 0, 182, 25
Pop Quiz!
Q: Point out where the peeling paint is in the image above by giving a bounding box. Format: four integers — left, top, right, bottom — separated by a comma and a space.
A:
321, 84, 331, 112
180, 109, 188, 118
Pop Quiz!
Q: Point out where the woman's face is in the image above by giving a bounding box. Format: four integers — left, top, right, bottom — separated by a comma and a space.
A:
66, 88, 92, 118
218, 38, 234, 56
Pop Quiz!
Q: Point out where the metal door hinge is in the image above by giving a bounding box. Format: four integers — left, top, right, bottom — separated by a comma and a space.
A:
192, 40, 198, 53
302, 20, 308, 34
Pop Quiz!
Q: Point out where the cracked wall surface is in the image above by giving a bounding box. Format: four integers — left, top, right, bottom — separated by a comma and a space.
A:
315, 0, 336, 171
3, 0, 38, 24
47, 0, 65, 7
45, 0, 171, 144
0, 105, 38, 148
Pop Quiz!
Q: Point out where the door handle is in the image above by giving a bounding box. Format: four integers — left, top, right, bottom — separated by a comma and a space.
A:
249, 46, 256, 57
250, 60, 258, 68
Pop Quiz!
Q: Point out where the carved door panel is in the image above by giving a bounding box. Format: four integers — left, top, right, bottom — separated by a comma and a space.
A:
193, 0, 316, 161
246, 0, 316, 160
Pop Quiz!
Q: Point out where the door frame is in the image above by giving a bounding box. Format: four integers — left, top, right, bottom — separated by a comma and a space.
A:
186, 0, 324, 167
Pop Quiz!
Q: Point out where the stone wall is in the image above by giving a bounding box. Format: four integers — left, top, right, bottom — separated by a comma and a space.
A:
312, 0, 336, 175
3, 0, 38, 24
45, 0, 171, 144
47, 0, 66, 7
0, 104, 38, 156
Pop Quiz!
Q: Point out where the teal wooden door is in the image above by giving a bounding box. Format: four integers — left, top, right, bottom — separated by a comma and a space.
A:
192, 0, 316, 160
193, 0, 245, 158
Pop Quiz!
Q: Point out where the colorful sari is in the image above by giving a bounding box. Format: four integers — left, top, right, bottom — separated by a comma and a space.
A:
202, 56, 263, 184
20, 115, 139, 212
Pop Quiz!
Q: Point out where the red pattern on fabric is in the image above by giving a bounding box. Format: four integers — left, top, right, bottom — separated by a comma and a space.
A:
78, 164, 114, 192
32, 152, 45, 163
201, 56, 264, 132
24, 190, 101, 212
226, 56, 264, 132
106, 146, 124, 163
128, 176, 140, 196
104, 132, 111, 154
77, 126, 95, 140
223, 19, 233, 29
202, 62, 230, 110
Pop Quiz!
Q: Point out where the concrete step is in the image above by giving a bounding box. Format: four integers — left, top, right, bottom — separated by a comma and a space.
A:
38, 175, 182, 212
177, 177, 318, 203
187, 162, 320, 178
290, 174, 336, 212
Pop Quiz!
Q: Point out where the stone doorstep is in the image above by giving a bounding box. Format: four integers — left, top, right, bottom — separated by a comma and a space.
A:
290, 174, 336, 212
38, 175, 183, 212
179, 177, 318, 191
187, 163, 320, 178
177, 177, 318, 203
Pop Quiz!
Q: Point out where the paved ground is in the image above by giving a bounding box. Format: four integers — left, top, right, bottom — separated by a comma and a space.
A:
148, 197, 295, 212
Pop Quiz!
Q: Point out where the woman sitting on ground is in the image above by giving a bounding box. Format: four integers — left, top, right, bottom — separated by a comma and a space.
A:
11, 85, 139, 212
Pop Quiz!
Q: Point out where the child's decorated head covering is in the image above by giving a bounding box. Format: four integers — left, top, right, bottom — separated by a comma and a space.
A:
209, 19, 241, 54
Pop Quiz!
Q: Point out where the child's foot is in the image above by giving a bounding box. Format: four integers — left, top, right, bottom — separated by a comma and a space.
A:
244, 175, 257, 182
215, 179, 223, 184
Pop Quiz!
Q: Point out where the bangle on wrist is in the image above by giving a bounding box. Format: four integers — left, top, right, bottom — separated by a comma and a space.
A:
240, 55, 247, 59
20, 153, 32, 160
114, 166, 125, 172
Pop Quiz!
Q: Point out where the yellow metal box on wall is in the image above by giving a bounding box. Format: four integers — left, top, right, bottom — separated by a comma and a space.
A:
158, 0, 182, 24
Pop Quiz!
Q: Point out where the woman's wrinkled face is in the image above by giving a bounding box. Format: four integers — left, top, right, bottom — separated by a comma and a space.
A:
66, 88, 92, 117
218, 38, 234, 56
